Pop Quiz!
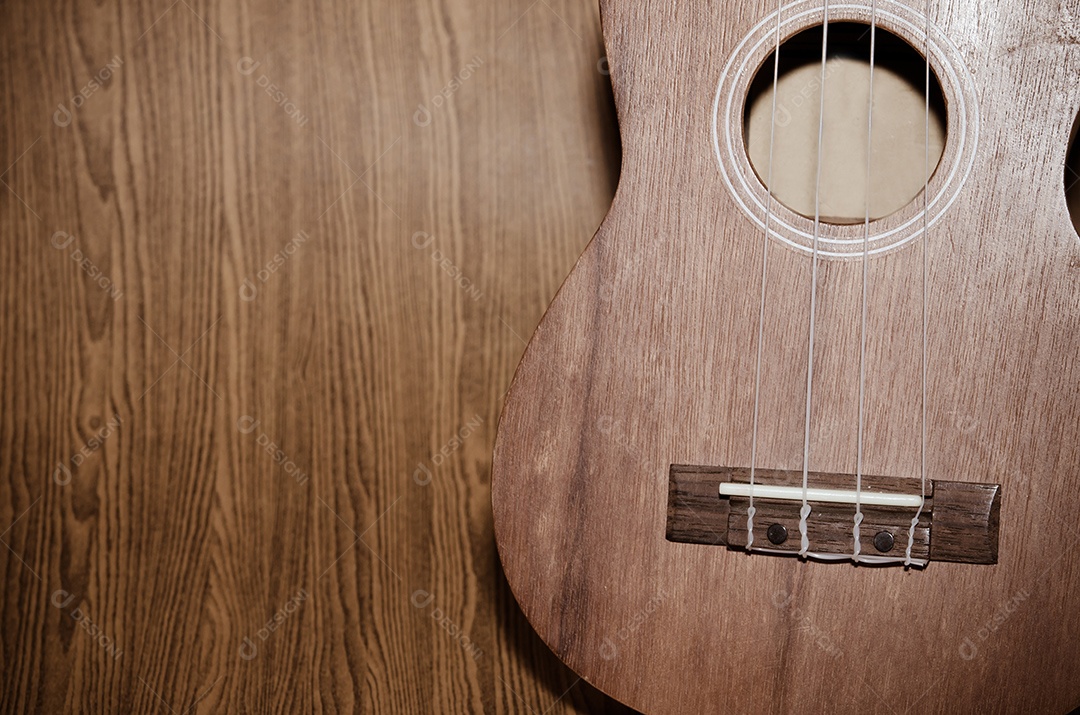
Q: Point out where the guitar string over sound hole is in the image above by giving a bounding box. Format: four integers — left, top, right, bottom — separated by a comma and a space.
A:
712, 0, 981, 258
744, 22, 947, 225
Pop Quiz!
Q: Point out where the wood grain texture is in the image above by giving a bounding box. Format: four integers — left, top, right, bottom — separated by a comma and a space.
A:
0, 0, 633, 712
494, 0, 1080, 713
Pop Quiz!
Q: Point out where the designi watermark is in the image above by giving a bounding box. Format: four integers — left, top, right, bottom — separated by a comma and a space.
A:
239, 230, 310, 301
51, 590, 123, 660
237, 415, 309, 485
411, 232, 482, 302
411, 589, 482, 661
236, 58, 310, 127
413, 56, 484, 127
239, 587, 309, 660
54, 56, 123, 127
772, 589, 843, 659
54, 412, 123, 485
51, 232, 123, 301
958, 588, 1031, 661
413, 414, 483, 485
596, 415, 655, 476
599, 588, 668, 661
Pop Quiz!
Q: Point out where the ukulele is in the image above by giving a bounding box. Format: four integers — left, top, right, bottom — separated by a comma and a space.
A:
492, 0, 1080, 712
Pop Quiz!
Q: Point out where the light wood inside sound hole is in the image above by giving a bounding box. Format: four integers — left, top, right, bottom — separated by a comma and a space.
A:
744, 22, 947, 225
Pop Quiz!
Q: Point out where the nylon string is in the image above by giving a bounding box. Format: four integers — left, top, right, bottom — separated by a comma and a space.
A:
798, 0, 830, 557
747, 0, 787, 553
854, 1, 878, 562
905, 0, 932, 566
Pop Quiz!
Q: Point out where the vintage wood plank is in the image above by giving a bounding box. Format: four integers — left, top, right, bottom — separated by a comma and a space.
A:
0, 0, 629, 712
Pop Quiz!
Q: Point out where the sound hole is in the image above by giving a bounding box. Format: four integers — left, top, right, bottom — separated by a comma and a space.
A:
1067, 112, 1080, 236
744, 22, 947, 225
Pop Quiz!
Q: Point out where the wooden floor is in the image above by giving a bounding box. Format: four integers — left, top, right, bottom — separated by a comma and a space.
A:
0, 0, 630, 711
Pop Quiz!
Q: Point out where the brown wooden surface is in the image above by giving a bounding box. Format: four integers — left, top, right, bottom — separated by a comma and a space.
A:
0, 0, 634, 712
494, 0, 1080, 713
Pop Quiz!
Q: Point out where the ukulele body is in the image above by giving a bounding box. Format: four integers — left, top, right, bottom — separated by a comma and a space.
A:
492, 1, 1080, 712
